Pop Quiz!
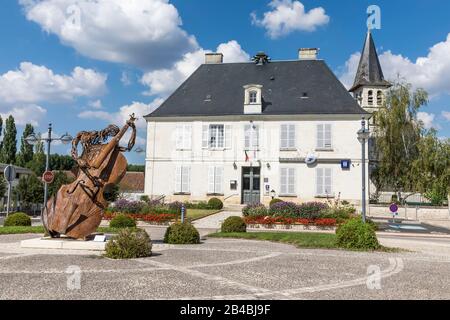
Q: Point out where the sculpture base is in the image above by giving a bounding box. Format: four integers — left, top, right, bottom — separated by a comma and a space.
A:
20, 236, 107, 251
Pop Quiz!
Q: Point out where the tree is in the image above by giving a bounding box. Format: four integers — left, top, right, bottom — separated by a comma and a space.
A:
49, 154, 76, 171
0, 116, 3, 155
14, 174, 44, 208
0, 178, 7, 198
0, 115, 17, 164
27, 139, 46, 176
16, 124, 35, 167
373, 81, 428, 195
127, 164, 145, 172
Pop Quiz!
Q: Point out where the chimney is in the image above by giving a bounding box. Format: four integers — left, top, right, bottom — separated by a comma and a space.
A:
298, 48, 319, 60
205, 53, 223, 64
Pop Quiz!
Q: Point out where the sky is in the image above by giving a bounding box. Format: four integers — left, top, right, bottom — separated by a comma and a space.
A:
0, 0, 449, 165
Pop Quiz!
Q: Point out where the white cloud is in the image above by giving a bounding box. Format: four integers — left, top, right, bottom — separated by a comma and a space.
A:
0, 104, 46, 126
88, 99, 102, 109
0, 62, 107, 105
141, 40, 250, 97
19, 0, 199, 69
442, 111, 450, 121
251, 0, 329, 39
417, 112, 438, 130
339, 33, 450, 97
121, 71, 133, 86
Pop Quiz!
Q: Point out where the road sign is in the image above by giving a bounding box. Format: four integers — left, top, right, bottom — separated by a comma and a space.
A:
42, 171, 55, 184
4, 165, 16, 183
389, 203, 399, 213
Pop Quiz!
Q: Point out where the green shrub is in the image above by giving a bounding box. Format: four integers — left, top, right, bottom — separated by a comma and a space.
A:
164, 223, 200, 244
269, 198, 283, 207
221, 216, 247, 233
109, 214, 137, 229
208, 197, 224, 210
105, 228, 152, 259
336, 218, 380, 250
4, 213, 31, 227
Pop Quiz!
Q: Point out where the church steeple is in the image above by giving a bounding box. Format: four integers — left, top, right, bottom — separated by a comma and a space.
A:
350, 30, 391, 113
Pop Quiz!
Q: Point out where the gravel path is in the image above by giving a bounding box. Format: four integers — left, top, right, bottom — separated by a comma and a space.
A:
192, 211, 243, 230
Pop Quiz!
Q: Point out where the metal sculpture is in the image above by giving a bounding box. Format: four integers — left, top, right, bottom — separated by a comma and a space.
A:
43, 115, 137, 239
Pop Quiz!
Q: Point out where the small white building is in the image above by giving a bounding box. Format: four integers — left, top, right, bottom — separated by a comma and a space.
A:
144, 33, 388, 206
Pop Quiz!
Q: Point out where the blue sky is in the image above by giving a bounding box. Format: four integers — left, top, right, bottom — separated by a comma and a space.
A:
1, 0, 449, 165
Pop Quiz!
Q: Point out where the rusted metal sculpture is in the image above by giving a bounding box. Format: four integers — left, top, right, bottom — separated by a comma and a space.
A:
43, 115, 137, 239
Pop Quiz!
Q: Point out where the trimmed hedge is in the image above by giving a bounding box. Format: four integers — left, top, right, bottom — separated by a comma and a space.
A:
164, 223, 200, 244
105, 228, 152, 259
4, 213, 31, 227
208, 198, 224, 210
336, 218, 380, 250
221, 216, 247, 233
269, 198, 283, 207
109, 214, 136, 229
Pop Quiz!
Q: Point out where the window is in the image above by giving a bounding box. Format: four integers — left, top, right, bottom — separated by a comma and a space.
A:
280, 168, 296, 195
175, 166, 190, 193
249, 91, 258, 104
280, 124, 296, 149
316, 168, 333, 197
175, 124, 192, 150
208, 166, 224, 194
244, 124, 259, 150
368, 90, 373, 106
377, 91, 383, 106
317, 124, 332, 149
202, 124, 231, 149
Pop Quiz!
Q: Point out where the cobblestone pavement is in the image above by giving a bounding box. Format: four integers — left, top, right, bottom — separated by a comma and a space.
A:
0, 229, 449, 300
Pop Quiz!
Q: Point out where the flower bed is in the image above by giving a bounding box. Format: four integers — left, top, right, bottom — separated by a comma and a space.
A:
104, 212, 177, 225
244, 216, 337, 228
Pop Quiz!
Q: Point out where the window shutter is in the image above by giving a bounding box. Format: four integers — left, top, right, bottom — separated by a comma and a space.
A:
208, 166, 215, 194
175, 125, 183, 150
324, 124, 332, 149
280, 125, 288, 149
280, 168, 287, 194
225, 125, 232, 149
244, 125, 251, 149
316, 168, 324, 195
324, 168, 332, 196
202, 125, 208, 149
184, 125, 192, 150
181, 167, 190, 193
253, 125, 259, 149
288, 168, 296, 194
317, 124, 324, 149
175, 166, 182, 192
215, 167, 224, 194
288, 125, 296, 148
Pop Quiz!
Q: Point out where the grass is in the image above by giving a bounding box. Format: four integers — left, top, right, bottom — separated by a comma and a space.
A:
186, 209, 219, 221
0, 226, 127, 235
209, 231, 398, 252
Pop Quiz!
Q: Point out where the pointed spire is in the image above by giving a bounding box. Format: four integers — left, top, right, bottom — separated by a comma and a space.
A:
349, 31, 391, 92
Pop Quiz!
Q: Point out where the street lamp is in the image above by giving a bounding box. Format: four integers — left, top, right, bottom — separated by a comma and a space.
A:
25, 124, 73, 217
357, 117, 370, 223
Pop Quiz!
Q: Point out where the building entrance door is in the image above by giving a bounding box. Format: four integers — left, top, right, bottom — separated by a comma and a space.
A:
242, 167, 261, 205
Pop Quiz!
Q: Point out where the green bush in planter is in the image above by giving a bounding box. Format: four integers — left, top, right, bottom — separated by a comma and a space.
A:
269, 198, 283, 207
164, 223, 200, 244
336, 218, 380, 250
221, 216, 246, 233
105, 228, 152, 259
4, 213, 31, 227
109, 214, 136, 229
208, 197, 223, 210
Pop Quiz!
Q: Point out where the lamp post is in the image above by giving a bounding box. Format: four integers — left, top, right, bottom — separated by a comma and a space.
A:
357, 117, 370, 223
25, 124, 73, 217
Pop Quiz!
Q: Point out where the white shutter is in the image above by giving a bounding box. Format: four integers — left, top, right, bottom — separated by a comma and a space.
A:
181, 167, 190, 193
280, 168, 287, 194
184, 125, 192, 150
316, 168, 324, 195
202, 125, 209, 149
253, 125, 259, 149
225, 125, 232, 149
317, 124, 324, 149
215, 167, 224, 194
244, 125, 251, 149
175, 166, 182, 193
324, 168, 332, 196
175, 125, 183, 150
324, 124, 332, 149
288, 168, 296, 194
208, 166, 215, 194
280, 125, 288, 149
288, 125, 296, 148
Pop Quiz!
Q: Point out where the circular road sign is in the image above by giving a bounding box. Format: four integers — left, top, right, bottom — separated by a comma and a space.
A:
4, 165, 16, 183
389, 203, 399, 213
42, 171, 55, 184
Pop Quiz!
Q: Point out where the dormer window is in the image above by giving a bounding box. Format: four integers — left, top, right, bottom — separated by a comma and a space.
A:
243, 84, 263, 114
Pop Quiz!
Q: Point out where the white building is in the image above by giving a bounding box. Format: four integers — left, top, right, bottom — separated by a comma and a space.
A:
144, 33, 388, 206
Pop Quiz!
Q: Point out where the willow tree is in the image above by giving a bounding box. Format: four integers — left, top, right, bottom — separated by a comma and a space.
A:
372, 82, 428, 196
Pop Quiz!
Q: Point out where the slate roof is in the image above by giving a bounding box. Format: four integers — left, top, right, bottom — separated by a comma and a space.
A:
146, 58, 367, 118
349, 31, 391, 92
